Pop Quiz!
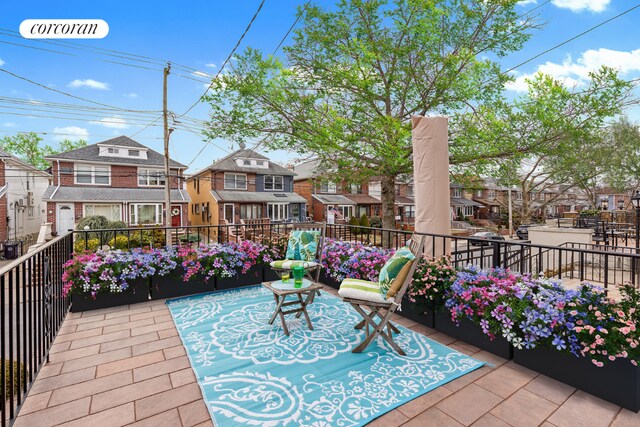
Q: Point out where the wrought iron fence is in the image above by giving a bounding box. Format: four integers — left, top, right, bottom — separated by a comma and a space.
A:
0, 232, 73, 426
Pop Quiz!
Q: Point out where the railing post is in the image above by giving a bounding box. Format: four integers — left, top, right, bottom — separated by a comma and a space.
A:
492, 240, 501, 268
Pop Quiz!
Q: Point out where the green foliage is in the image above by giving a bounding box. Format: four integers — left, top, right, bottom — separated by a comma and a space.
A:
359, 213, 370, 232
0, 132, 87, 170
3, 360, 26, 399
77, 215, 110, 230
108, 235, 130, 250
348, 215, 360, 234
203, 0, 537, 229
108, 221, 127, 230
128, 229, 166, 248
369, 216, 382, 228
74, 238, 100, 253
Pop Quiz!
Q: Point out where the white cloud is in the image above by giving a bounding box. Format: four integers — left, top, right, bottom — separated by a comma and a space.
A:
90, 116, 129, 129
2, 122, 16, 127
517, 0, 538, 6
192, 71, 211, 79
506, 48, 640, 92
53, 126, 89, 141
551, 0, 610, 13
205, 63, 216, 69
123, 92, 138, 98
0, 58, 4, 66
68, 79, 109, 90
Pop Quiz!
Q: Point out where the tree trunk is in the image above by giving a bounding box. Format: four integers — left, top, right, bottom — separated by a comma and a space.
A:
381, 175, 397, 248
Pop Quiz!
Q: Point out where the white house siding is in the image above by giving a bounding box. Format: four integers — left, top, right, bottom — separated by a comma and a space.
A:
5, 160, 50, 241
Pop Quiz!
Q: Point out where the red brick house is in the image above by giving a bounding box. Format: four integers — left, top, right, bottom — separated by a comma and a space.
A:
43, 136, 190, 234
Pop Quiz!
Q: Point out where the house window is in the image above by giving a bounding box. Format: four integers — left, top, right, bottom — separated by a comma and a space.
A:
129, 204, 163, 225
27, 206, 34, 218
243, 159, 251, 165
405, 205, 415, 218
224, 173, 247, 190
240, 204, 262, 219
338, 205, 353, 219
320, 182, 336, 193
291, 203, 300, 220
223, 204, 235, 222
75, 164, 110, 185
452, 188, 462, 198
407, 185, 414, 197
350, 184, 362, 194
464, 206, 474, 217
516, 192, 523, 201
128, 149, 140, 157
107, 147, 119, 154
267, 203, 288, 221
138, 169, 166, 186
256, 160, 265, 166
194, 204, 200, 214
264, 175, 284, 191
488, 190, 496, 199
475, 190, 483, 198
84, 204, 121, 221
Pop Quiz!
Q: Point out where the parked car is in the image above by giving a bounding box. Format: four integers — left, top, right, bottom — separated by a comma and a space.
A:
516, 224, 539, 240
469, 231, 505, 246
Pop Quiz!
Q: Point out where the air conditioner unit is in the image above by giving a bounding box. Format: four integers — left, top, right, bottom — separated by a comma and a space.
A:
17, 199, 25, 208
27, 191, 34, 206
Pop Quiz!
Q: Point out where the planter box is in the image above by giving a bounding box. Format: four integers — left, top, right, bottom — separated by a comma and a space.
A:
71, 278, 149, 312
319, 271, 341, 289
514, 347, 640, 412
398, 297, 436, 328
263, 266, 280, 282
217, 265, 263, 290
151, 269, 215, 300
434, 311, 513, 360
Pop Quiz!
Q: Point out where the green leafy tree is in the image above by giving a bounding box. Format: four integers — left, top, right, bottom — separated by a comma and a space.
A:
0, 132, 87, 170
600, 117, 640, 193
203, 0, 539, 231
451, 69, 634, 223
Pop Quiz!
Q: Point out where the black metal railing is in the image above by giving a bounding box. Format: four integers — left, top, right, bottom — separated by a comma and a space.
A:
1, 232, 74, 426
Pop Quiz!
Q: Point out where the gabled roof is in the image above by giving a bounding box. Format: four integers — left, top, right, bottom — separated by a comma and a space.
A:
0, 148, 51, 176
193, 148, 294, 176
291, 159, 325, 181
44, 136, 186, 168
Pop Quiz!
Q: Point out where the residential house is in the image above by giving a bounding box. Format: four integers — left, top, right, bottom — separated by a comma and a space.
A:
186, 146, 307, 225
42, 136, 190, 234
0, 149, 51, 243
450, 183, 483, 220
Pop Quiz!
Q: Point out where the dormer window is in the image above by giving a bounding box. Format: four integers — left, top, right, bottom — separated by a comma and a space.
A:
98, 144, 148, 159
234, 158, 269, 168
243, 160, 251, 165
129, 150, 140, 157
108, 148, 119, 154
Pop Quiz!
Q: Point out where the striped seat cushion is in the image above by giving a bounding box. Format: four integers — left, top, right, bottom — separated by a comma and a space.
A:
338, 278, 392, 304
270, 260, 319, 269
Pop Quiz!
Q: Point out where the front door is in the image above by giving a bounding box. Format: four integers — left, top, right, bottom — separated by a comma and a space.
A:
57, 204, 75, 234
171, 205, 181, 227
223, 204, 235, 223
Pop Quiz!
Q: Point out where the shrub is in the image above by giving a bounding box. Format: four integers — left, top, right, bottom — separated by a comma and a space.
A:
359, 214, 370, 232
73, 238, 100, 253
108, 235, 130, 250
348, 216, 360, 234
369, 216, 382, 228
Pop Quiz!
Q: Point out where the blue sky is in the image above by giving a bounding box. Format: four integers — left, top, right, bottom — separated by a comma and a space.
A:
1, 0, 639, 174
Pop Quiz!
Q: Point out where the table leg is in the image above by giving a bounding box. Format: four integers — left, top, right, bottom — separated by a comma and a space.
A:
300, 292, 314, 330
269, 294, 285, 325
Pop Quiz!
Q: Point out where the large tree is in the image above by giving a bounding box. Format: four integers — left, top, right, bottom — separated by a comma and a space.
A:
0, 132, 87, 170
450, 69, 635, 223
203, 0, 538, 229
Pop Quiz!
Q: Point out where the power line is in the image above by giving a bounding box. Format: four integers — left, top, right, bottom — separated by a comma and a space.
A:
179, 0, 267, 118
0, 129, 163, 140
272, 1, 310, 55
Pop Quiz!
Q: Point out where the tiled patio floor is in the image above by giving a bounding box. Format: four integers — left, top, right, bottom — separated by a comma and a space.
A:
15, 285, 640, 427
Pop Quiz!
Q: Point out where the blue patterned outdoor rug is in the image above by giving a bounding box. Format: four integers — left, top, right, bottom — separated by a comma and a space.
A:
166, 286, 484, 427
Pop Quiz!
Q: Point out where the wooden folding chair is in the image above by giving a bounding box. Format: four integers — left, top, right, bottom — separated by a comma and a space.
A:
269, 222, 326, 283
341, 234, 425, 356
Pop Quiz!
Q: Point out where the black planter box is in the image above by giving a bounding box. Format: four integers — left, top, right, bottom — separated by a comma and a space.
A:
514, 347, 640, 412
434, 311, 513, 359
150, 268, 215, 300
71, 278, 149, 312
398, 297, 436, 328
263, 266, 280, 282
319, 270, 340, 289
217, 265, 263, 290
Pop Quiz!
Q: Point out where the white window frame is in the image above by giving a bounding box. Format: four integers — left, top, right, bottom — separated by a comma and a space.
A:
240, 204, 262, 220
129, 203, 163, 225
407, 185, 413, 197
405, 205, 415, 218
224, 173, 247, 190
488, 190, 496, 199
464, 206, 474, 217
320, 182, 337, 194
475, 190, 483, 198
128, 149, 140, 157
267, 203, 289, 221
338, 205, 354, 219
83, 204, 122, 221
264, 175, 284, 191
452, 188, 462, 198
138, 168, 166, 187
75, 164, 110, 185
350, 184, 362, 194
223, 203, 235, 222
107, 147, 119, 154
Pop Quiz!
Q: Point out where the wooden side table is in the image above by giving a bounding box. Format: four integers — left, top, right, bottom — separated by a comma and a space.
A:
262, 280, 323, 336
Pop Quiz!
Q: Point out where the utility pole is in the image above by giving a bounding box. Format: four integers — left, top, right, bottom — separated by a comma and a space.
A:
508, 188, 513, 239
163, 63, 172, 226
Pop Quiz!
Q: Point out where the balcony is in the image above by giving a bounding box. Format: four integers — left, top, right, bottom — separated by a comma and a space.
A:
2, 224, 640, 426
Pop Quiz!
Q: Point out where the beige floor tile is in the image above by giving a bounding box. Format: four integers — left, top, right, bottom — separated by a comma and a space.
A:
436, 384, 502, 425
170, 368, 197, 388
178, 399, 211, 427
409, 323, 437, 336
74, 315, 131, 331
49, 371, 132, 406
367, 409, 409, 427
134, 382, 202, 420
472, 350, 509, 368
48, 344, 100, 363
99, 332, 159, 352
49, 341, 72, 353
59, 402, 135, 427
96, 350, 164, 378
131, 335, 182, 356
548, 394, 619, 427
471, 413, 512, 427
133, 355, 191, 382
443, 365, 492, 393
90, 375, 172, 413
104, 305, 151, 319
19, 391, 52, 415
129, 409, 182, 427
130, 310, 162, 322
153, 314, 173, 324
475, 364, 536, 398
61, 347, 132, 373
131, 321, 176, 336
55, 327, 104, 343
29, 366, 96, 394
490, 389, 558, 427
427, 332, 457, 345
397, 386, 452, 418
69, 329, 131, 350
102, 316, 155, 334
163, 345, 186, 359
524, 375, 576, 405
193, 421, 214, 427
37, 362, 63, 379
611, 408, 640, 426
12, 396, 90, 427
403, 407, 464, 427
158, 328, 179, 339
